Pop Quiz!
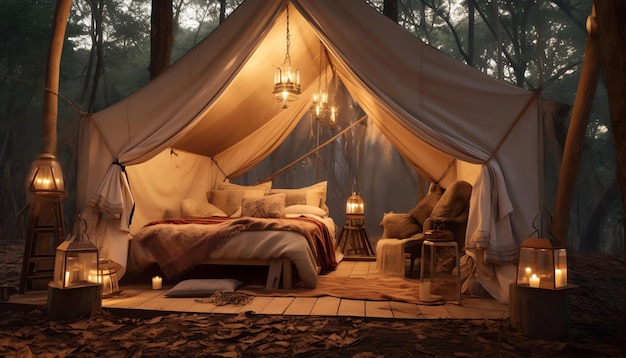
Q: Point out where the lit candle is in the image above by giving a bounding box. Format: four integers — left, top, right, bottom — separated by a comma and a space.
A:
65, 271, 71, 287
152, 276, 162, 290
529, 274, 540, 288
554, 269, 563, 288
524, 267, 532, 284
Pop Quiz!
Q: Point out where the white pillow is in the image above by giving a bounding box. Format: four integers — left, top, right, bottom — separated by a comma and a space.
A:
180, 199, 227, 218
164, 279, 242, 298
283, 204, 327, 217
270, 181, 328, 213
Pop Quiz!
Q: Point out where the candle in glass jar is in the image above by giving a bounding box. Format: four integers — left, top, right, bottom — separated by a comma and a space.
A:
152, 276, 162, 290
529, 274, 540, 288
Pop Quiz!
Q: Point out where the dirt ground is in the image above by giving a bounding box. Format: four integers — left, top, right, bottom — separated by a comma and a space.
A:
1, 242, 624, 357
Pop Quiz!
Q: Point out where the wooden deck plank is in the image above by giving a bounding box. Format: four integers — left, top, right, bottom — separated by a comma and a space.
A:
349, 261, 371, 278
102, 286, 165, 309
5, 260, 510, 322
211, 301, 248, 314
328, 260, 355, 277
389, 301, 422, 319
310, 296, 340, 316
417, 303, 452, 319
365, 300, 394, 318
186, 300, 218, 313
461, 297, 509, 319
257, 297, 294, 315
283, 297, 318, 316
238, 296, 274, 314
443, 302, 484, 319
337, 299, 365, 317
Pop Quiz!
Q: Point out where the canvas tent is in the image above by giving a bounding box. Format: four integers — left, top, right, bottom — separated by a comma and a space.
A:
77, 0, 541, 303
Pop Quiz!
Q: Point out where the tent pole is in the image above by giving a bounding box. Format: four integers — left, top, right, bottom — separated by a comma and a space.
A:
551, 5, 599, 245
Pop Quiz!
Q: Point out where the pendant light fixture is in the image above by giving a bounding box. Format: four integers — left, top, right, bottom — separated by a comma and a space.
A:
273, 3, 300, 109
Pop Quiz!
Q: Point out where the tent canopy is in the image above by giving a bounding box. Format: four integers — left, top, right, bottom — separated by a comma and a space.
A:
77, 0, 540, 302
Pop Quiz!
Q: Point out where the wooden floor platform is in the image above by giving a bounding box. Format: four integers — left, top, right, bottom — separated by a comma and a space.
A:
6, 260, 509, 320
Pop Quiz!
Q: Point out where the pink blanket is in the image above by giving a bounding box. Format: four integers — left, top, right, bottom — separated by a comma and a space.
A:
134, 217, 337, 278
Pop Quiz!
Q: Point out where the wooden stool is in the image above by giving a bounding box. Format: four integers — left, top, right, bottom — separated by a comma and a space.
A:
19, 194, 65, 293
337, 213, 374, 256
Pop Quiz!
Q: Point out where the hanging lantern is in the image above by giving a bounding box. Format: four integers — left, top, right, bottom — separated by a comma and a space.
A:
272, 3, 301, 109
516, 237, 568, 289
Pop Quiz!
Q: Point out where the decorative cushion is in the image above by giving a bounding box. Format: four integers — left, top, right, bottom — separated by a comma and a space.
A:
164, 279, 242, 298
408, 184, 444, 226
283, 204, 327, 217
380, 212, 422, 239
206, 189, 265, 216
430, 181, 472, 220
270, 189, 324, 207
241, 193, 286, 218
217, 181, 272, 195
271, 181, 328, 213
180, 199, 228, 218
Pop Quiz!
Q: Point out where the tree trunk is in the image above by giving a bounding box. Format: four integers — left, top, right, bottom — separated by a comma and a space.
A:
383, 0, 398, 22
150, 0, 173, 80
551, 6, 599, 245
42, 0, 73, 155
593, 0, 626, 339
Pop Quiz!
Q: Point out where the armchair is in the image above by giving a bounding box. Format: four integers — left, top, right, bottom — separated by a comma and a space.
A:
378, 180, 472, 276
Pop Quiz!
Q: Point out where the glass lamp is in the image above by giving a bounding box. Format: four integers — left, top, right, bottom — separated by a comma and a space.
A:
98, 258, 121, 296
516, 237, 568, 289
52, 240, 100, 289
28, 153, 65, 195
272, 3, 300, 109
346, 192, 364, 215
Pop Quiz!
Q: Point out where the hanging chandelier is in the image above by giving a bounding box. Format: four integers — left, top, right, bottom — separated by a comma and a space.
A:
310, 42, 338, 129
273, 4, 300, 109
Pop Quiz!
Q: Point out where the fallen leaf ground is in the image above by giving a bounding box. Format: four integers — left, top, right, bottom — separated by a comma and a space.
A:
1, 242, 624, 357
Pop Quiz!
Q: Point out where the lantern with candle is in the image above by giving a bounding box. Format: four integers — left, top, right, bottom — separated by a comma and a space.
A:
48, 216, 102, 319
337, 181, 374, 256
516, 237, 568, 289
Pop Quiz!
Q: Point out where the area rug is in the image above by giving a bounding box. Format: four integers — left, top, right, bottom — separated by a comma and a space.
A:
238, 274, 456, 304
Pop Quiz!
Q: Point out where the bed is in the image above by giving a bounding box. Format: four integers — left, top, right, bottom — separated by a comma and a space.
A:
127, 181, 340, 289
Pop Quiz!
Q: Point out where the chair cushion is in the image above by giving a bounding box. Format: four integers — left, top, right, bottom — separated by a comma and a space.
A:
408, 184, 444, 226
380, 212, 422, 238
430, 181, 472, 220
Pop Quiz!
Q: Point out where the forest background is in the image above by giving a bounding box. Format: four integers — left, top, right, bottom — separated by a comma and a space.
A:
0, 0, 622, 258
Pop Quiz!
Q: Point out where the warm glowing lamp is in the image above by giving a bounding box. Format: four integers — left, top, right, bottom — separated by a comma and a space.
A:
272, 3, 300, 109
28, 153, 65, 195
516, 237, 568, 289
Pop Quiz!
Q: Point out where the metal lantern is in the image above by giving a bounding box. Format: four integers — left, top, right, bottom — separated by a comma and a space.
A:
52, 240, 100, 289
516, 237, 568, 289
28, 153, 65, 195
99, 258, 121, 296
346, 192, 364, 215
